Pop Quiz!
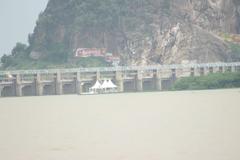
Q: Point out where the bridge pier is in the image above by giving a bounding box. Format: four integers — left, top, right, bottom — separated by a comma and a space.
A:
171, 69, 176, 79
199, 67, 204, 76
236, 66, 240, 72
115, 71, 123, 92
231, 66, 236, 72
96, 71, 100, 80
218, 66, 224, 73
204, 67, 210, 75
14, 74, 22, 97
211, 67, 218, 73
208, 67, 213, 74
194, 68, 199, 76
225, 66, 232, 72
190, 68, 195, 76
15, 84, 22, 97
154, 70, 162, 91
209, 66, 220, 74
75, 72, 82, 95
55, 72, 63, 95
136, 70, 143, 92
35, 73, 43, 96
0, 86, 3, 97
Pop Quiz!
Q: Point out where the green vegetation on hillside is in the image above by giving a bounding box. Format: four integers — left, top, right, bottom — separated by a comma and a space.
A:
229, 43, 240, 60
172, 72, 240, 90
0, 57, 109, 70
230, 43, 240, 53
0, 43, 30, 69
0, 41, 109, 70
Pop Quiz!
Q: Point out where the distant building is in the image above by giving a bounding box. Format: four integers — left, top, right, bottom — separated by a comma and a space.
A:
75, 48, 120, 66
75, 48, 106, 57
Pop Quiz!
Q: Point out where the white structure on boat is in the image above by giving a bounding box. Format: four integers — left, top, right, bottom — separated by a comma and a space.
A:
100, 79, 117, 93
89, 79, 117, 94
89, 80, 102, 93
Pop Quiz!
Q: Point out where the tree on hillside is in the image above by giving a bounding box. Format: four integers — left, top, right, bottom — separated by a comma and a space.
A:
11, 43, 28, 57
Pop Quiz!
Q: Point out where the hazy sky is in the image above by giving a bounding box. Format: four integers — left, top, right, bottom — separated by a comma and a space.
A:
0, 0, 48, 56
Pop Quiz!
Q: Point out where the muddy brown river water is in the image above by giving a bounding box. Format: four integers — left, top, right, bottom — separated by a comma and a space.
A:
0, 89, 240, 160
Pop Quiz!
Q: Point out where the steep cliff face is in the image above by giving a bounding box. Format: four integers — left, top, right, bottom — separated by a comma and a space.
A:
29, 0, 240, 65
175, 0, 240, 33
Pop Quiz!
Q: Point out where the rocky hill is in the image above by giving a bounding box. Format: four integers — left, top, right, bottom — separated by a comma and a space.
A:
2, 0, 240, 69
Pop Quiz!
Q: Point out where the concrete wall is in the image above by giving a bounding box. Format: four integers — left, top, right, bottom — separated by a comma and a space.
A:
1, 63, 239, 97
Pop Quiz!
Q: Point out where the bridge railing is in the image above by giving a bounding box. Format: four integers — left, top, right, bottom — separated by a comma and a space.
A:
0, 62, 240, 76
20, 75, 35, 82
0, 78, 14, 83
